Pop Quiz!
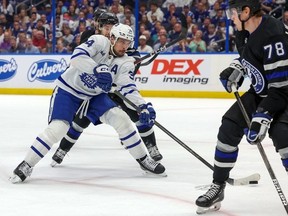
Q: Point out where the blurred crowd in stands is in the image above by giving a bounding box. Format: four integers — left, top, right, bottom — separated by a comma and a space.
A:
0, 0, 287, 54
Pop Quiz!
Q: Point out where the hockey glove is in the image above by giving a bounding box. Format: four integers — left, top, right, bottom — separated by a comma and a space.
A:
139, 102, 156, 127
93, 64, 112, 92
245, 111, 272, 144
219, 59, 245, 93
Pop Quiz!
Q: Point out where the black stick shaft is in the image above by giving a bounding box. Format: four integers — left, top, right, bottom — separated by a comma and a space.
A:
114, 90, 243, 185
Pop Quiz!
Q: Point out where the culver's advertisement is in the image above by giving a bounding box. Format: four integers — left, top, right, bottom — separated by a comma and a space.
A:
0, 55, 70, 89
0, 54, 249, 96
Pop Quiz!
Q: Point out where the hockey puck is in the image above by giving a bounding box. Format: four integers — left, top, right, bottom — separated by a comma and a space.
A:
249, 181, 258, 184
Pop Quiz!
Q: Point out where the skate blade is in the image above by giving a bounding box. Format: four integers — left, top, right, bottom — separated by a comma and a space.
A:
9, 175, 22, 184
196, 202, 221, 214
142, 170, 167, 177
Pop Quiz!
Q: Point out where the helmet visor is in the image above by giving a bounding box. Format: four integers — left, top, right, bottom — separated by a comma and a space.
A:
225, 8, 241, 20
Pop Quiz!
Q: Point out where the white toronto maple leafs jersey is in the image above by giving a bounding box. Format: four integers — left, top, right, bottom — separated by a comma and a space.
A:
56, 34, 146, 106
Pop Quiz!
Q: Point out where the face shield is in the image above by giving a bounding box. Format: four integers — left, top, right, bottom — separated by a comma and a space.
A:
225, 7, 241, 20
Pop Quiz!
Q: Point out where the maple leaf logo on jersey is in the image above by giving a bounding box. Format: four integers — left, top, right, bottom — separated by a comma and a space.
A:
79, 73, 97, 89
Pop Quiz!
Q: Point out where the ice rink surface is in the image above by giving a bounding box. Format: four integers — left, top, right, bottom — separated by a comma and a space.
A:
1, 95, 288, 216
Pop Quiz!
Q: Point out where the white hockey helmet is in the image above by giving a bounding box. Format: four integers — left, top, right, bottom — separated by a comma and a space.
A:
110, 23, 134, 43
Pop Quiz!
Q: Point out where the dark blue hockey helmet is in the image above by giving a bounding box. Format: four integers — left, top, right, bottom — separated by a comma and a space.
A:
93, 8, 107, 22
227, 0, 261, 19
98, 12, 119, 28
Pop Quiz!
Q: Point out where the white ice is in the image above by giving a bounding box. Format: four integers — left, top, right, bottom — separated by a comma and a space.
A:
1, 95, 288, 216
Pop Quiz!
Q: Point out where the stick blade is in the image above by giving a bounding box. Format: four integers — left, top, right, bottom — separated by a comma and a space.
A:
227, 173, 261, 186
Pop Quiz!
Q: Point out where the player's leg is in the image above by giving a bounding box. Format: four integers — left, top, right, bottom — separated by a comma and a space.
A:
269, 110, 288, 173
100, 107, 166, 176
111, 93, 163, 161
196, 91, 258, 213
51, 114, 91, 166
10, 87, 82, 183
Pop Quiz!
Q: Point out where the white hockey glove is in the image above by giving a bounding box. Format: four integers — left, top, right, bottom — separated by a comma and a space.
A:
219, 59, 245, 93
245, 111, 272, 144
93, 64, 112, 92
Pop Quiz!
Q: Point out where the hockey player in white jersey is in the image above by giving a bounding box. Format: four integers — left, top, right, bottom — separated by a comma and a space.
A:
51, 12, 163, 168
10, 23, 166, 183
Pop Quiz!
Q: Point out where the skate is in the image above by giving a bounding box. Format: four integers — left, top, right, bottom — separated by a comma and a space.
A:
10, 160, 33, 183
195, 182, 226, 214
147, 145, 163, 161
51, 147, 68, 167
136, 155, 167, 177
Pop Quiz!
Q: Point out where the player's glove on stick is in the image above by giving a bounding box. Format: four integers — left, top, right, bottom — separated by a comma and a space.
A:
139, 102, 156, 127
220, 59, 245, 93
94, 64, 112, 92
245, 111, 272, 144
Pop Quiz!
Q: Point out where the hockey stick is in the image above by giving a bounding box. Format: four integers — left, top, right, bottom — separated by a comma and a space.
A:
232, 87, 288, 214
113, 90, 260, 186
137, 13, 188, 66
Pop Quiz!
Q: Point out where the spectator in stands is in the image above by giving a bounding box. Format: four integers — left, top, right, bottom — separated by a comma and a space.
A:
16, 31, 27, 53
189, 30, 206, 52
40, 14, 50, 31
0, 0, 14, 23
109, 0, 124, 14
95, 0, 109, 10
0, 13, 11, 30
182, 4, 194, 20
32, 30, 47, 51
34, 19, 50, 40
9, 36, 18, 53
211, 9, 225, 26
164, 15, 177, 31
0, 31, 11, 52
26, 12, 38, 36
18, 8, 29, 29
150, 20, 163, 43
152, 26, 169, 45
110, 4, 121, 20
55, 39, 68, 54
68, 4, 78, 21
139, 3, 148, 21
119, 7, 135, 28
168, 21, 182, 41
139, 14, 153, 31
204, 23, 223, 52
44, 4, 52, 24
154, 34, 173, 52
199, 17, 212, 38
163, 3, 179, 25
62, 26, 74, 47
30, 6, 41, 21
11, 20, 21, 37
137, 35, 154, 53
25, 38, 40, 53
141, 30, 154, 47
209, 1, 222, 18
147, 1, 164, 23
172, 39, 190, 53
193, 2, 210, 24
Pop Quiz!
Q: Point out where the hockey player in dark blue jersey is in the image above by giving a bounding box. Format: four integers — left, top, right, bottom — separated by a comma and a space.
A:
196, 0, 288, 214
50, 12, 163, 167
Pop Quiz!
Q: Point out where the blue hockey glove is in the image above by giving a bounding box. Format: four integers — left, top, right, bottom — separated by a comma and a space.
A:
139, 102, 156, 127
219, 59, 245, 93
93, 64, 112, 92
245, 111, 272, 144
